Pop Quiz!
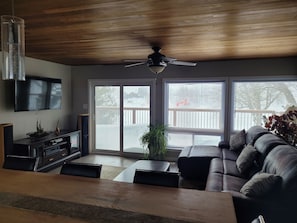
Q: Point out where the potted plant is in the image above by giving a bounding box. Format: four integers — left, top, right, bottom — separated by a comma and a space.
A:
140, 124, 167, 160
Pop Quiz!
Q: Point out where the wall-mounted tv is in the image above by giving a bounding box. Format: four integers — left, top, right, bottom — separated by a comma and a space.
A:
15, 76, 62, 112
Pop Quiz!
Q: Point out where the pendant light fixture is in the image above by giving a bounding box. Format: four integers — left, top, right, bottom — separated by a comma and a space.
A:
148, 63, 166, 74
1, 0, 25, 81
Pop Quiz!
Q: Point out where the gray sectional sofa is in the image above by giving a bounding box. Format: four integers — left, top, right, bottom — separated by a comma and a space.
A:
177, 126, 297, 223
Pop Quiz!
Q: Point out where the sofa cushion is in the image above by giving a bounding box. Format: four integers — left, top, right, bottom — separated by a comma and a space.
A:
205, 172, 224, 191
210, 158, 245, 178
240, 172, 282, 197
254, 134, 288, 166
230, 129, 246, 152
223, 174, 248, 192
223, 159, 243, 178
222, 148, 238, 161
206, 171, 248, 192
236, 144, 258, 175
245, 126, 270, 145
209, 158, 224, 174
262, 145, 297, 197
188, 146, 222, 157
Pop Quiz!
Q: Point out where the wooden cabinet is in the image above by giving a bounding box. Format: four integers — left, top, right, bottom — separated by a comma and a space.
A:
13, 130, 81, 172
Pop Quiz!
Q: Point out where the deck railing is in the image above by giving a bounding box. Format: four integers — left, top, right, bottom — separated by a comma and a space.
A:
96, 106, 275, 129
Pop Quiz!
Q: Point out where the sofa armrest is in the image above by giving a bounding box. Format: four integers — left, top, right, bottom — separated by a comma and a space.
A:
177, 146, 222, 180
226, 190, 296, 223
218, 141, 230, 149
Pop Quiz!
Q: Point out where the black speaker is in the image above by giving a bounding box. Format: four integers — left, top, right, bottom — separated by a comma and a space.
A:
78, 114, 89, 156
0, 123, 14, 167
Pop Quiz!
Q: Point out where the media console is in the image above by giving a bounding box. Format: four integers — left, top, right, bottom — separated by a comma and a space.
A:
13, 130, 81, 172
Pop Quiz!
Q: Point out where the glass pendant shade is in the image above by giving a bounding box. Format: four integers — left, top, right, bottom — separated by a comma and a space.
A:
1, 15, 25, 81
148, 65, 166, 74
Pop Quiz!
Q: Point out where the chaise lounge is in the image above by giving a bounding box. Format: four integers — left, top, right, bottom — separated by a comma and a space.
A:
177, 126, 297, 223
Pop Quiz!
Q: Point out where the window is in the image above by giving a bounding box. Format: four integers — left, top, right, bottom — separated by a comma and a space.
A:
232, 80, 297, 131
89, 76, 296, 155
164, 80, 225, 148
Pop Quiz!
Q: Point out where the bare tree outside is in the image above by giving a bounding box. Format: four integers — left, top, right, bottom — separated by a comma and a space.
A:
95, 86, 119, 124
234, 81, 297, 129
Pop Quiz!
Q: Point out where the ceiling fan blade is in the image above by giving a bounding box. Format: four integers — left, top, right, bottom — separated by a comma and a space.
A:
125, 62, 146, 68
124, 59, 146, 62
169, 60, 197, 66
163, 57, 177, 63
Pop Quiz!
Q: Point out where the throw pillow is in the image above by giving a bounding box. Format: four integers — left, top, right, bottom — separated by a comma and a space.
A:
236, 144, 258, 175
240, 172, 282, 197
230, 129, 246, 152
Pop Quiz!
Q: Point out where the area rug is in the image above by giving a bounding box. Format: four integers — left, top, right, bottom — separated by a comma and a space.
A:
100, 165, 125, 180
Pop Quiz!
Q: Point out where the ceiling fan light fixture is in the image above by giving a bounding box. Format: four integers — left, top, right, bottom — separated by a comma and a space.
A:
148, 64, 166, 74
125, 46, 196, 74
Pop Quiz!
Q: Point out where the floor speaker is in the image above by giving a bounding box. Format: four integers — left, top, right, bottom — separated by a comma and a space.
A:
0, 123, 13, 167
78, 114, 89, 156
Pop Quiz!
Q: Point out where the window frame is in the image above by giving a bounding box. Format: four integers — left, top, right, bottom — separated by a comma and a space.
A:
230, 75, 297, 134
163, 78, 228, 149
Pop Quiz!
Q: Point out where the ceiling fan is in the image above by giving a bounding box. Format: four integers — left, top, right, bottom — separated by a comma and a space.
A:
124, 47, 197, 74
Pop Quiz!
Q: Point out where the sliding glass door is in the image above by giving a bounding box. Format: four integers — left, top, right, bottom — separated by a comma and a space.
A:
89, 79, 155, 156
94, 86, 120, 151
123, 86, 151, 153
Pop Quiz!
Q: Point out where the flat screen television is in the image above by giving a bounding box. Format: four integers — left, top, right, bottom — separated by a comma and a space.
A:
15, 76, 62, 112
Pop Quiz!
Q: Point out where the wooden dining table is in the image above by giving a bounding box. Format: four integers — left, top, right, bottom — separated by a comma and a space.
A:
0, 168, 237, 223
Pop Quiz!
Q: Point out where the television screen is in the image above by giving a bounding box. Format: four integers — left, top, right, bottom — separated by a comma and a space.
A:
15, 76, 62, 112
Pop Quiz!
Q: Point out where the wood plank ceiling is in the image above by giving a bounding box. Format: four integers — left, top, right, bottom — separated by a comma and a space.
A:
0, 0, 297, 65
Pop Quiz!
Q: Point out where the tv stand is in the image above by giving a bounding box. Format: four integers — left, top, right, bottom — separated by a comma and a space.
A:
13, 130, 81, 172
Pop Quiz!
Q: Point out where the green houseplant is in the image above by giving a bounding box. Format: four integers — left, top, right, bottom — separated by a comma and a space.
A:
140, 124, 167, 160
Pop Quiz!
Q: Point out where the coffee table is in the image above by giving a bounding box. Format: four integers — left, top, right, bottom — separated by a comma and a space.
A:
113, 160, 170, 183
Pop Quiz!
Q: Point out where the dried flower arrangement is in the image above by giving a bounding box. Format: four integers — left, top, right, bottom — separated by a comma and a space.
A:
264, 106, 297, 146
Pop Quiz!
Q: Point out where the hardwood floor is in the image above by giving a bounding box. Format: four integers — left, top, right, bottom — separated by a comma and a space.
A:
72, 154, 136, 168
69, 154, 179, 171
47, 154, 136, 175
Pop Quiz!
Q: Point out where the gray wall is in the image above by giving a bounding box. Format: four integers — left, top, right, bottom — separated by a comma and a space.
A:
0, 56, 72, 139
